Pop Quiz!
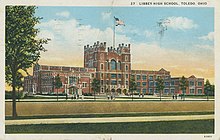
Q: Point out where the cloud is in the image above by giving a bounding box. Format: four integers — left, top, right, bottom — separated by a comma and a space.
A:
36, 18, 213, 82
55, 11, 70, 18
166, 16, 198, 30
144, 30, 154, 38
194, 44, 214, 50
199, 32, 214, 41
101, 12, 112, 20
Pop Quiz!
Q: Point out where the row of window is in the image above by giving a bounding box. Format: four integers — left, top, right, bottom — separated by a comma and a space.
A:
100, 80, 129, 85
100, 60, 129, 71
136, 88, 203, 94
189, 81, 203, 86
135, 75, 170, 81
100, 73, 129, 79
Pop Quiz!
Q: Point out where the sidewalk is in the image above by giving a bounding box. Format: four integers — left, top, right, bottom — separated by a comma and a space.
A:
5, 114, 214, 125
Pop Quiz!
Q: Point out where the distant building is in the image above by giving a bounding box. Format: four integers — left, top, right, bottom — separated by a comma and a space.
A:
24, 41, 204, 95
171, 75, 204, 95
24, 64, 96, 95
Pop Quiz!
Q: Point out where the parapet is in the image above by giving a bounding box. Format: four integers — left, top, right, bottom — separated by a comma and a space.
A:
84, 41, 131, 54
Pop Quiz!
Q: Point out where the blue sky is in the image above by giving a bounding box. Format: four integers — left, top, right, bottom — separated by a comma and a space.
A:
35, 6, 214, 82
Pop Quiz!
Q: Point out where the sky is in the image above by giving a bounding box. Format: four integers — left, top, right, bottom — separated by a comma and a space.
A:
34, 6, 214, 83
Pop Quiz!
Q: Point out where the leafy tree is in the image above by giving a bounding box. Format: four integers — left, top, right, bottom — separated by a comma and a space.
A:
5, 6, 50, 118
91, 78, 100, 100
155, 77, 165, 101
129, 76, 137, 101
53, 74, 63, 101
204, 80, 213, 101
179, 76, 188, 101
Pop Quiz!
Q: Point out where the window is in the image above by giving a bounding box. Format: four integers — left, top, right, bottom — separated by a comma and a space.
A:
101, 73, 104, 79
126, 74, 128, 79
126, 65, 128, 71
149, 76, 153, 80
142, 75, 147, 81
111, 80, 117, 85
189, 81, 194, 86
198, 82, 202, 86
125, 55, 128, 61
154, 81, 158, 87
198, 89, 202, 94
111, 74, 117, 79
171, 89, 175, 94
111, 59, 117, 70
190, 89, 195, 94
137, 75, 141, 80
137, 89, 141, 94
118, 81, 122, 85
164, 89, 169, 94
106, 61, 108, 70
171, 81, 175, 86
126, 81, 128, 85
164, 82, 170, 86
137, 82, 141, 86
142, 82, 147, 86
143, 88, 147, 94
118, 74, 121, 78
117, 61, 121, 70
149, 88, 153, 94
82, 83, 87, 88
149, 81, 154, 87
101, 80, 104, 85
100, 64, 104, 70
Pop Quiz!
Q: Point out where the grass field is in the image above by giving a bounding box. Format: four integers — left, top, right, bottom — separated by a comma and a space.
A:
5, 101, 214, 116
5, 119, 214, 134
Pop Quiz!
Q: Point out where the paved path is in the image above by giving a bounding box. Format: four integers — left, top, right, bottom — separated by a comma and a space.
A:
5, 114, 214, 125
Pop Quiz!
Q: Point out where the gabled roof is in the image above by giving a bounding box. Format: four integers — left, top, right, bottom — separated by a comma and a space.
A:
159, 68, 167, 72
188, 75, 196, 78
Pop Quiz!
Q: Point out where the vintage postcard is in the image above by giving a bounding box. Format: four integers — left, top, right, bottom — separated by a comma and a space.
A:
0, 0, 219, 139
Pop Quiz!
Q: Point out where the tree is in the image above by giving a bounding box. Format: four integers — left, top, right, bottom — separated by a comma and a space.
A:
91, 78, 100, 100
204, 80, 212, 101
15, 73, 24, 101
179, 76, 188, 101
155, 77, 165, 101
5, 6, 50, 118
129, 76, 137, 101
53, 74, 63, 101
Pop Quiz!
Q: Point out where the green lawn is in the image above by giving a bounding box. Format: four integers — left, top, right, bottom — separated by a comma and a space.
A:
5, 111, 214, 120
6, 119, 214, 134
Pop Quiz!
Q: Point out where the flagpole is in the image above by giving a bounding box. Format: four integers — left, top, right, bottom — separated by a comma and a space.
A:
113, 17, 116, 48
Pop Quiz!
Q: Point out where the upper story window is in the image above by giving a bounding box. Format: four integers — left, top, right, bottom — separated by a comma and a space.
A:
198, 81, 202, 86
126, 65, 128, 71
137, 75, 141, 80
125, 55, 128, 61
117, 61, 121, 70
100, 63, 104, 70
142, 75, 147, 81
189, 81, 195, 86
111, 59, 117, 70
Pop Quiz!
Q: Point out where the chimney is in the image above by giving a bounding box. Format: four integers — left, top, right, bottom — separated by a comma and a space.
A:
97, 41, 99, 46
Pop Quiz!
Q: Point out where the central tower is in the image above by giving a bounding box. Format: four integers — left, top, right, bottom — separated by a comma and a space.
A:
84, 41, 131, 94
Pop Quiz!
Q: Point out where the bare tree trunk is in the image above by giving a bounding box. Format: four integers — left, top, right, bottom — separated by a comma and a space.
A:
94, 91, 96, 101
160, 91, 161, 101
12, 72, 17, 119
57, 88, 58, 101
132, 91, 133, 101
